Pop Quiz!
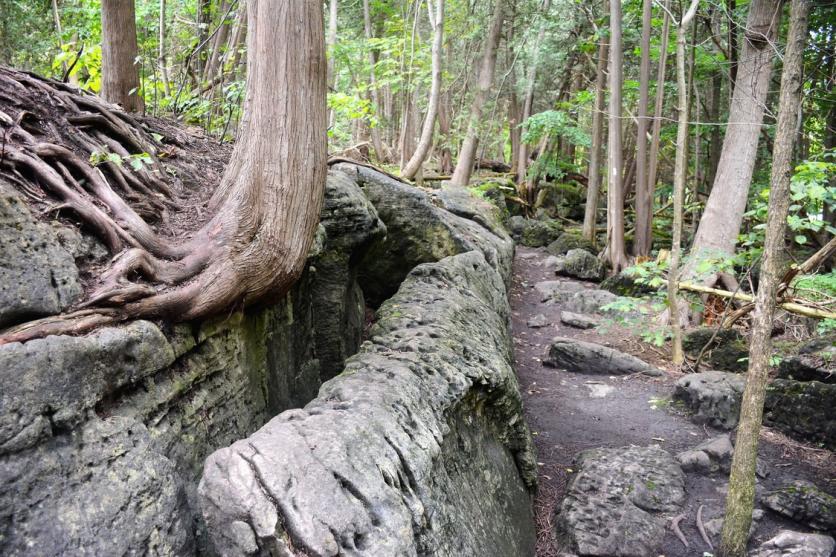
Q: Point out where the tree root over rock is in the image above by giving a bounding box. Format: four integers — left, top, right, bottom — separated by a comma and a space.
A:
0, 4, 326, 345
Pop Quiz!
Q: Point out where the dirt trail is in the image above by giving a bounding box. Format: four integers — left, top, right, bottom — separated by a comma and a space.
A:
509, 246, 834, 557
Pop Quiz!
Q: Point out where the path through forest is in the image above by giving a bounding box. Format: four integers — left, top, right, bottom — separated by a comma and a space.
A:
509, 246, 833, 557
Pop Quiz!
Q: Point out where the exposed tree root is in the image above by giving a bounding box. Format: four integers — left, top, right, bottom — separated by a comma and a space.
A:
670, 513, 689, 549
0, 0, 327, 346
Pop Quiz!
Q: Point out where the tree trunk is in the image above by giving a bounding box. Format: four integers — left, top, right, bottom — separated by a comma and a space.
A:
689, 0, 782, 273
583, 29, 608, 243
363, 0, 387, 163
668, 0, 700, 365
203, 1, 232, 84
326, 0, 338, 127
728, 0, 738, 99
402, 0, 444, 180
451, 0, 505, 186
0, 0, 327, 343
719, 1, 810, 554
634, 0, 653, 256
646, 0, 671, 205
517, 0, 553, 185
606, 0, 628, 272
158, 0, 171, 96
101, 0, 144, 112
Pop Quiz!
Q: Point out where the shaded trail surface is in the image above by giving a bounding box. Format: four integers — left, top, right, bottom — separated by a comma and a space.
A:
510, 246, 834, 557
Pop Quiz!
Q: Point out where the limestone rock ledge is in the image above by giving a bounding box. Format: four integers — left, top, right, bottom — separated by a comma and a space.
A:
199, 251, 537, 557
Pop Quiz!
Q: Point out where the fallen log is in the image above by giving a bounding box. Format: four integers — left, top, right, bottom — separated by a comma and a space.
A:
676, 281, 836, 320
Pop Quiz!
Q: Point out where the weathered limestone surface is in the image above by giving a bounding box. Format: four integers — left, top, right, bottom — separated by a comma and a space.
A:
334, 163, 514, 305
0, 171, 383, 556
199, 251, 537, 556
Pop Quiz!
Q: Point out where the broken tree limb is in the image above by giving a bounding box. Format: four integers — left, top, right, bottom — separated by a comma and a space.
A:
676, 281, 836, 320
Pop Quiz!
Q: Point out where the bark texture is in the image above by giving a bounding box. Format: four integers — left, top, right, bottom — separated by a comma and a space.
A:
582, 33, 608, 243
451, 0, 505, 186
401, 0, 444, 180
101, 0, 144, 112
0, 0, 327, 344
606, 0, 628, 271
719, 0, 810, 554
689, 0, 782, 269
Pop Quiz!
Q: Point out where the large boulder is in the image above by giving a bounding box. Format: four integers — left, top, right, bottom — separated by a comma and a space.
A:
535, 280, 586, 303
544, 337, 662, 376
564, 289, 618, 314
682, 327, 748, 372
673, 371, 746, 429
765, 379, 836, 449
763, 480, 836, 531
336, 163, 514, 305
601, 271, 656, 297
750, 530, 835, 557
554, 445, 685, 557
553, 249, 606, 282
777, 338, 836, 384
508, 215, 561, 247
0, 171, 384, 555
0, 181, 83, 328
546, 232, 595, 256
199, 252, 537, 556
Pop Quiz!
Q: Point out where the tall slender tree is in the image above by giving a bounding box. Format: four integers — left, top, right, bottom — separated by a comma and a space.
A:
582, 21, 608, 243
101, 0, 144, 112
451, 0, 505, 186
363, 0, 388, 163
606, 0, 628, 271
720, 0, 810, 554
633, 0, 653, 256
402, 0, 445, 180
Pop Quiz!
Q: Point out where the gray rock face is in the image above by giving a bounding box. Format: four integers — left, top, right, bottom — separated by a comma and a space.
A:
336, 163, 514, 305
546, 232, 596, 256
528, 314, 549, 328
676, 372, 836, 447
763, 480, 836, 531
310, 170, 386, 380
676, 434, 734, 474
554, 445, 685, 557
750, 530, 836, 557
199, 252, 537, 557
777, 344, 836, 384
682, 327, 748, 372
0, 172, 388, 556
564, 289, 618, 314
509, 215, 561, 247
560, 311, 598, 330
545, 337, 662, 376
535, 280, 586, 303
673, 371, 746, 429
765, 379, 836, 449
0, 181, 82, 327
553, 249, 606, 281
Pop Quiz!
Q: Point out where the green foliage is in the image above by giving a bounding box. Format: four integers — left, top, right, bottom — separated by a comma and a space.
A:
521, 110, 589, 181
623, 260, 668, 290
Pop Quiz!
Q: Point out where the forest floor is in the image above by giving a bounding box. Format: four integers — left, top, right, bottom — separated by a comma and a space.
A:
509, 246, 836, 557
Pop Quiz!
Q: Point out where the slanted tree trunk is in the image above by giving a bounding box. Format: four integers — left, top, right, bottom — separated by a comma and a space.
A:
451, 0, 505, 186
582, 30, 608, 243
101, 0, 144, 112
203, 1, 232, 84
668, 0, 700, 365
363, 0, 387, 163
688, 0, 782, 278
0, 0, 327, 344
606, 0, 628, 272
516, 0, 552, 185
402, 0, 444, 180
720, 0, 810, 554
634, 0, 653, 256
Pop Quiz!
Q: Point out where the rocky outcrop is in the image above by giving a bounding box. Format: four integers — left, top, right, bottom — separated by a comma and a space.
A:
675, 371, 836, 448
544, 337, 662, 376
750, 530, 835, 557
335, 163, 514, 305
552, 249, 606, 281
673, 371, 746, 429
535, 280, 586, 304
564, 289, 618, 314
763, 480, 836, 531
546, 232, 595, 256
777, 340, 836, 384
682, 327, 748, 372
554, 445, 685, 557
0, 171, 382, 555
199, 251, 537, 556
676, 434, 734, 474
0, 180, 84, 328
509, 215, 561, 247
